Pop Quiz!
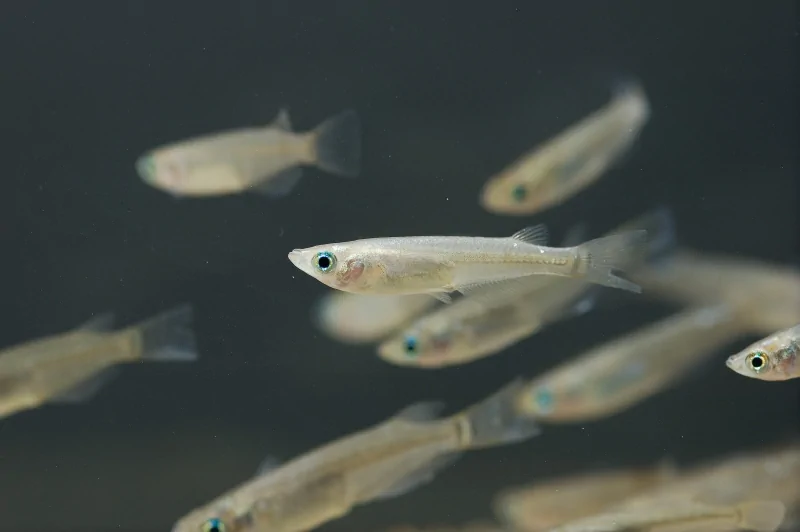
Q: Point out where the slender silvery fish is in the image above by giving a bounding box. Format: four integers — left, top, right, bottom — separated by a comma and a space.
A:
288, 226, 648, 302
171, 380, 538, 532
313, 292, 437, 344
0, 305, 196, 419
480, 82, 649, 216
517, 304, 745, 423
726, 324, 800, 381
136, 108, 361, 198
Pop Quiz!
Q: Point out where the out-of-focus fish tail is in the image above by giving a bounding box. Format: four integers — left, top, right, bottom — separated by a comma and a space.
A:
735, 500, 786, 532
576, 229, 648, 293
312, 109, 361, 178
130, 304, 198, 362
458, 378, 540, 450
612, 206, 677, 268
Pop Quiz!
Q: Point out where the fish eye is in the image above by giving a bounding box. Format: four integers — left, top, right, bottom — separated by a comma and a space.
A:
746, 351, 770, 373
403, 335, 418, 357
313, 251, 337, 273
533, 388, 554, 413
511, 184, 527, 203
201, 518, 226, 532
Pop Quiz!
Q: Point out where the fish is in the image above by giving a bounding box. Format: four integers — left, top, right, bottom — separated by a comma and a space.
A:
0, 305, 197, 419
288, 225, 649, 302
170, 379, 539, 532
480, 81, 649, 216
631, 250, 800, 334
493, 461, 677, 532
516, 304, 745, 423
377, 208, 674, 368
136, 108, 361, 198
312, 292, 437, 344
726, 324, 800, 381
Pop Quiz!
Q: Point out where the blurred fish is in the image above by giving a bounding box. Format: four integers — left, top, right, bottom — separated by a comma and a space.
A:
480, 81, 649, 216
377, 209, 675, 368
726, 324, 800, 381
313, 292, 437, 344
494, 461, 676, 532
383, 523, 504, 532
632, 250, 800, 334
0, 305, 196, 419
288, 226, 649, 302
171, 379, 539, 532
136, 108, 361, 198
517, 304, 745, 423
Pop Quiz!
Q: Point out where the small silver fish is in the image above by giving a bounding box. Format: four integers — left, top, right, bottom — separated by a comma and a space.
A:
0, 305, 197, 419
480, 82, 649, 216
136, 108, 361, 198
170, 379, 539, 532
288, 226, 648, 302
726, 324, 800, 381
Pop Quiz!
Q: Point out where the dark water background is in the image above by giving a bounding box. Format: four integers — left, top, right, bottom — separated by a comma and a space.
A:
1, 2, 797, 531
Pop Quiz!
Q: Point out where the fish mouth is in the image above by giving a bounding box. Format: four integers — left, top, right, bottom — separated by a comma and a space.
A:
287, 250, 303, 268
135, 155, 156, 182
724, 356, 736, 369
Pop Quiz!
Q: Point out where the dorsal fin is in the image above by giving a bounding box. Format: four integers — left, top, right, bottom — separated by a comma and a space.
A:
394, 401, 446, 422
255, 456, 282, 477
269, 108, 292, 131
510, 224, 549, 246
77, 312, 115, 333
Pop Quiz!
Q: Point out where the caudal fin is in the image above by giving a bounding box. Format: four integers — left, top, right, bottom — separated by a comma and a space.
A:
132, 304, 198, 362
736, 500, 786, 532
609, 207, 676, 267
577, 229, 649, 293
460, 378, 540, 449
312, 109, 361, 177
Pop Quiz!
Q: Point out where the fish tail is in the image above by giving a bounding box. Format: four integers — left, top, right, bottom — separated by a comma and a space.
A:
735, 500, 786, 532
612, 206, 677, 267
458, 378, 540, 450
312, 109, 361, 177
576, 229, 648, 293
130, 304, 198, 362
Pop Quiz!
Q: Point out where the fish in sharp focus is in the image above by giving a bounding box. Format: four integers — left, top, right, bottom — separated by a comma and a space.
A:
312, 292, 438, 344
288, 225, 649, 302
136, 108, 361, 198
0, 305, 197, 419
480, 81, 649, 216
726, 324, 800, 381
170, 379, 539, 532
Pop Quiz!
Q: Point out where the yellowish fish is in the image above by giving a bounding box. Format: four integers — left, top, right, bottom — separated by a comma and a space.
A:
480, 82, 649, 216
493, 462, 677, 532
288, 225, 648, 302
726, 324, 800, 381
0, 305, 196, 419
516, 304, 745, 423
313, 292, 437, 344
136, 108, 361, 198
171, 379, 539, 532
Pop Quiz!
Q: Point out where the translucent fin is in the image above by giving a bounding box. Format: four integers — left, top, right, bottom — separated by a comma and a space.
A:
50, 367, 122, 404
654, 456, 679, 483
133, 304, 198, 362
77, 313, 115, 333
461, 378, 540, 449
509, 224, 548, 246
577, 229, 648, 293
313, 109, 361, 177
250, 167, 303, 197
394, 401, 446, 423
269, 107, 292, 131
457, 277, 550, 304
373, 452, 462, 501
255, 456, 282, 477
611, 206, 676, 267
560, 223, 588, 247
431, 292, 453, 304
735, 500, 786, 532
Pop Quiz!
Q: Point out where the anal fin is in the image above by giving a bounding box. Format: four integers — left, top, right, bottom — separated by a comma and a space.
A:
373, 452, 462, 501
50, 367, 122, 404
250, 167, 303, 198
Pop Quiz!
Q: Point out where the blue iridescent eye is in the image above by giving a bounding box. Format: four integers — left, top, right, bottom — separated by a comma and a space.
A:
403, 336, 418, 356
313, 251, 337, 273
533, 388, 554, 413
511, 184, 527, 202
201, 518, 226, 532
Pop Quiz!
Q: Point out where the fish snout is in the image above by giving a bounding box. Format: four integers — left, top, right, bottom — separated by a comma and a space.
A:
288, 250, 304, 269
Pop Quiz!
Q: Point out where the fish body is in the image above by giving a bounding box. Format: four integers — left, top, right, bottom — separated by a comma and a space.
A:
171, 380, 539, 532
726, 324, 800, 381
480, 82, 649, 216
517, 304, 744, 422
289, 226, 648, 301
136, 109, 360, 198
0, 306, 196, 418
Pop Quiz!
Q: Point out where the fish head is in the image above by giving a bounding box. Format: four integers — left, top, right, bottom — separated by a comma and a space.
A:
171, 511, 238, 532
135, 148, 189, 194
725, 341, 788, 382
480, 158, 569, 215
288, 243, 381, 292
377, 319, 460, 368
